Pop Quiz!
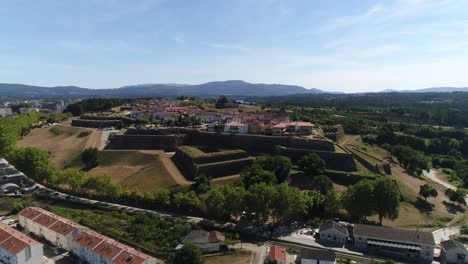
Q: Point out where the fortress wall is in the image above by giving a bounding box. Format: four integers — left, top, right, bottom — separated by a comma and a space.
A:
71, 119, 122, 128
277, 147, 357, 172
106, 134, 186, 151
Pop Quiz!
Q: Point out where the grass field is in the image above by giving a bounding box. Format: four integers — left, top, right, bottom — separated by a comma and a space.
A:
17, 125, 102, 169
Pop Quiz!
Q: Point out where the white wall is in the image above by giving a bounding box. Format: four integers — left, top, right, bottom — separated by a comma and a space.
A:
320, 229, 347, 245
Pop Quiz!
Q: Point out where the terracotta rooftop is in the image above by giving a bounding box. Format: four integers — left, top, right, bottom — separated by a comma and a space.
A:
19, 207, 84, 235
0, 221, 41, 255
269, 245, 287, 262
72, 231, 155, 263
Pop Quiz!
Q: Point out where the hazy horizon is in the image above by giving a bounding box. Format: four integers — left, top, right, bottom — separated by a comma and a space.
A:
2, 0, 468, 92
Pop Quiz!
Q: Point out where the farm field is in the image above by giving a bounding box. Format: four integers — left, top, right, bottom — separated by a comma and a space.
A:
17, 125, 101, 169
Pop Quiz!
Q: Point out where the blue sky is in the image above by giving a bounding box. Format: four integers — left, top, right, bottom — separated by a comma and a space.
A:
1, 0, 468, 92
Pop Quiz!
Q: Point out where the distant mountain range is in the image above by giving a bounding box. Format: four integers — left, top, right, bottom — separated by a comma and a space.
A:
380, 87, 468, 93
0, 80, 325, 99
1, 81, 468, 100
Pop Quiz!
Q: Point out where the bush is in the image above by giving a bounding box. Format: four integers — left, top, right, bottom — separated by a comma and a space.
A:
78, 131, 92, 138
81, 148, 99, 169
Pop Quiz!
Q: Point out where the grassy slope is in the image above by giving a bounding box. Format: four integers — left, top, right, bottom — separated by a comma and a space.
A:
17, 125, 101, 169
17, 126, 189, 193
342, 135, 466, 228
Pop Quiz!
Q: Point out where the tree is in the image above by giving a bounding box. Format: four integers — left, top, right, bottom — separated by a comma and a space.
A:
271, 183, 307, 225
223, 186, 247, 222
11, 202, 25, 214
255, 155, 292, 182
374, 177, 401, 225
419, 184, 438, 201
241, 164, 276, 188
298, 154, 326, 176
461, 138, 468, 155
81, 148, 99, 170
461, 224, 468, 235
215, 96, 229, 108
173, 243, 203, 264
205, 187, 226, 219
192, 174, 211, 194
311, 175, 334, 194
341, 180, 376, 221
244, 183, 276, 224
445, 189, 467, 206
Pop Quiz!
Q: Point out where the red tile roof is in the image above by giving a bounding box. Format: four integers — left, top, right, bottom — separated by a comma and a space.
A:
269, 245, 286, 262
208, 231, 225, 242
72, 231, 154, 264
18, 207, 84, 236
0, 221, 41, 255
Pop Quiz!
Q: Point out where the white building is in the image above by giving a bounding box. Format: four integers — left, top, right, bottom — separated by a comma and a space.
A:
318, 220, 349, 246
440, 239, 467, 264
353, 224, 435, 262
195, 112, 221, 124
18, 207, 87, 251
301, 248, 336, 264
0, 108, 13, 117
0, 221, 43, 264
71, 230, 157, 264
224, 121, 248, 134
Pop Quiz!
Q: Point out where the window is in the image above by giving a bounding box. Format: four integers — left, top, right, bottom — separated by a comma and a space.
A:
457, 254, 466, 260
25, 247, 31, 260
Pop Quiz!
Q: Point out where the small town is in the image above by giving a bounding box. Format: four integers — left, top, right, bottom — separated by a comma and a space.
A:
2, 1, 468, 263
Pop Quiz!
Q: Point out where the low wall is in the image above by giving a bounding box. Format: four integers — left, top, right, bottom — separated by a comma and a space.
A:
277, 147, 357, 172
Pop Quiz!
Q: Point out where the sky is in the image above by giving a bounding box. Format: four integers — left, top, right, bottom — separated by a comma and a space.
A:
1, 0, 468, 93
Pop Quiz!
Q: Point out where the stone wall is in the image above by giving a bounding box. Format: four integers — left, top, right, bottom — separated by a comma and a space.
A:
71, 119, 122, 128
106, 134, 187, 151
277, 146, 357, 172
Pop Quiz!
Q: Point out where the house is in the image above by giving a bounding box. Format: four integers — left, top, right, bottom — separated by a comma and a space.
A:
71, 230, 156, 264
0, 221, 43, 264
18, 207, 87, 251
440, 239, 467, 264
267, 245, 287, 264
184, 230, 225, 253
353, 224, 435, 262
272, 122, 288, 136
195, 112, 221, 123
301, 248, 336, 264
271, 122, 315, 136
288, 122, 315, 135
318, 220, 349, 246
224, 121, 248, 134
0, 108, 13, 117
